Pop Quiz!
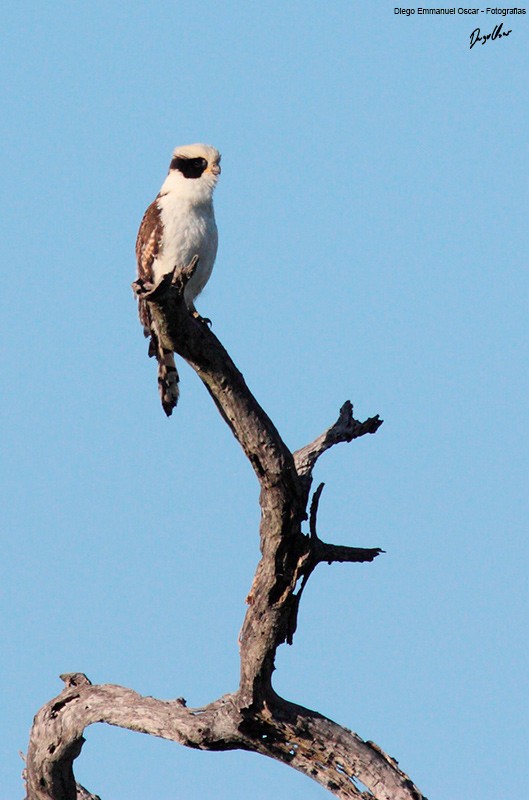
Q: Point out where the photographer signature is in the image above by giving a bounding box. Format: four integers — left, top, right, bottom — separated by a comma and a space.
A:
470, 22, 512, 49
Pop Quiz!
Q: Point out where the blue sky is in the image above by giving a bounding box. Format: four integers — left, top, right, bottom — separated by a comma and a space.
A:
2, 3, 528, 798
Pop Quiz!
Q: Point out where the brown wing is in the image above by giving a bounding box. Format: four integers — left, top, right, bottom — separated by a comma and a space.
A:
136, 198, 180, 417
135, 199, 163, 332
135, 198, 179, 415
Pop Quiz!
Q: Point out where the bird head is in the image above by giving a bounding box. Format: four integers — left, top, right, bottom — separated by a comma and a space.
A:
161, 143, 221, 203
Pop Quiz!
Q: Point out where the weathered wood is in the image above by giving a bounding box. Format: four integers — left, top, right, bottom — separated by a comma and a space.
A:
26, 684, 425, 800
294, 400, 382, 484
24, 266, 427, 800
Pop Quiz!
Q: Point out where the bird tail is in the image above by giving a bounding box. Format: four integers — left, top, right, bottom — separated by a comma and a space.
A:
158, 346, 180, 416
148, 333, 179, 416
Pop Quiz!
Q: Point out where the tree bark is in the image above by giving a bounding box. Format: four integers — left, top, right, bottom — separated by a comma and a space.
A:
24, 265, 427, 800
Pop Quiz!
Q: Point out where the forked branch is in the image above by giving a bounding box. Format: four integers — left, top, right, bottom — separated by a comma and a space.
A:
24, 264, 427, 800
294, 400, 382, 483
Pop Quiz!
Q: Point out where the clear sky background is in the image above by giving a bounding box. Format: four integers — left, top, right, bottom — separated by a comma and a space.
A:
2, 3, 528, 799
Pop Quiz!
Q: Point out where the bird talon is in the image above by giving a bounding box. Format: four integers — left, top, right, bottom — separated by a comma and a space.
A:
193, 312, 212, 327
132, 278, 155, 297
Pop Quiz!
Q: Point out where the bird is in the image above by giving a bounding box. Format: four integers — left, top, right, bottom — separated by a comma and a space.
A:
135, 143, 221, 416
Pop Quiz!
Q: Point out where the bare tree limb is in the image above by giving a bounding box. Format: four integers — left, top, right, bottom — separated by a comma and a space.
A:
24, 265, 427, 800
309, 483, 384, 565
294, 400, 382, 481
281, 483, 384, 645
26, 683, 425, 800
315, 540, 384, 565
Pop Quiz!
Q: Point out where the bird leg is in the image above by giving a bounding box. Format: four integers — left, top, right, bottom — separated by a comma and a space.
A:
132, 256, 213, 332
132, 256, 201, 304
171, 257, 213, 326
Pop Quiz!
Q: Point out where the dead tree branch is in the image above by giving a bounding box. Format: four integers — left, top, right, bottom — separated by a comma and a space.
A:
294, 400, 382, 485
24, 264, 427, 800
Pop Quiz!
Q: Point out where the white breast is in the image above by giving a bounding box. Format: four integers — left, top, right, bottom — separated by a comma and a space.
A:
154, 192, 218, 306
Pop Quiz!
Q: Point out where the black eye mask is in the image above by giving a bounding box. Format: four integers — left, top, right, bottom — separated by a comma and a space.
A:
169, 156, 208, 179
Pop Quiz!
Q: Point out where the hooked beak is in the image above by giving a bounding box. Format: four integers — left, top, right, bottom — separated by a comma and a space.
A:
209, 162, 221, 176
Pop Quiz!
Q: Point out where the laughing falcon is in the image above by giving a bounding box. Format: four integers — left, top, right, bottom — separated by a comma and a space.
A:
135, 143, 221, 416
